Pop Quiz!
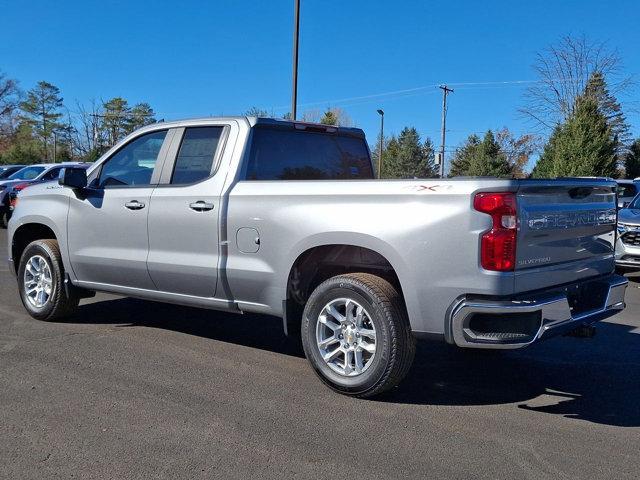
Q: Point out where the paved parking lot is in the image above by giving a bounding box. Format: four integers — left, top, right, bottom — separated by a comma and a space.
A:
1, 228, 639, 479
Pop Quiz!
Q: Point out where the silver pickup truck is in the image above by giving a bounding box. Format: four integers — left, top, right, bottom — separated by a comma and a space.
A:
7, 117, 628, 397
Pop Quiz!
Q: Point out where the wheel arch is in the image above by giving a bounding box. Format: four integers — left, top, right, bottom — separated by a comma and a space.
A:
11, 221, 60, 275
282, 233, 412, 337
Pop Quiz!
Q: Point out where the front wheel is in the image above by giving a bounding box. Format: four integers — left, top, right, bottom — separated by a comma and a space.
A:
17, 239, 79, 321
301, 273, 415, 398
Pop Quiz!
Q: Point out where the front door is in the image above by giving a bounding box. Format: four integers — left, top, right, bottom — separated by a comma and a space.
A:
146, 125, 229, 297
67, 129, 171, 290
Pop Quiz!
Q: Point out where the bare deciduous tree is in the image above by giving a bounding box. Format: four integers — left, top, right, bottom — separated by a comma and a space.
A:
520, 35, 632, 130
0, 71, 21, 150
495, 127, 541, 177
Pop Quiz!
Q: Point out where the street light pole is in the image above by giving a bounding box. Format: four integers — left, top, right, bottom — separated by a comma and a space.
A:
53, 131, 57, 163
376, 109, 384, 179
291, 0, 301, 120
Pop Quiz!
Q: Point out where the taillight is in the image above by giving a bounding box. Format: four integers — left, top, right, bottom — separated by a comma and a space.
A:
474, 192, 517, 271
10, 183, 29, 209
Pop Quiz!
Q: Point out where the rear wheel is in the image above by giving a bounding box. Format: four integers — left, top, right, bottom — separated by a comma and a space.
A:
301, 273, 415, 398
17, 239, 79, 321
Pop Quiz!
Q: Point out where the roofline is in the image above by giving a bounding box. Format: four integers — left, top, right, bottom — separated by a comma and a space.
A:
135, 116, 365, 138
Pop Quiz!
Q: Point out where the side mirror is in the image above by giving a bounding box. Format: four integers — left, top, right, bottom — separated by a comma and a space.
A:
59, 167, 88, 190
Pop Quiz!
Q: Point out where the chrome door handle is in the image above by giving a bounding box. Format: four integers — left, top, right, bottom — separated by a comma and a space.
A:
124, 200, 145, 210
189, 201, 215, 212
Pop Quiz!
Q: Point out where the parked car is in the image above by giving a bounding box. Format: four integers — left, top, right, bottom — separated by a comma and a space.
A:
0, 165, 26, 180
6, 117, 628, 397
616, 178, 640, 209
616, 192, 640, 270
1, 163, 87, 228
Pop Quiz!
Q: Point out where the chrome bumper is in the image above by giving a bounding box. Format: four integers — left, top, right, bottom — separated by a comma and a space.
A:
447, 274, 628, 349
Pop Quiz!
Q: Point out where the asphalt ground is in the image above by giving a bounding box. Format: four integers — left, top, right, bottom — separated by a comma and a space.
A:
1, 227, 639, 479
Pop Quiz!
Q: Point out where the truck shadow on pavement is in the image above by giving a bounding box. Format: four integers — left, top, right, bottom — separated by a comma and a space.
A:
386, 322, 640, 427
69, 296, 640, 428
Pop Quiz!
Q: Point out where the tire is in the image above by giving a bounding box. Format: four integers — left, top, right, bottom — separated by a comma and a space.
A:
17, 239, 79, 321
301, 273, 415, 398
0, 211, 7, 229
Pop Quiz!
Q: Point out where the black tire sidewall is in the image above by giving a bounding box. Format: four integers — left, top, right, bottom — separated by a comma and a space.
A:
17, 242, 61, 320
302, 278, 393, 394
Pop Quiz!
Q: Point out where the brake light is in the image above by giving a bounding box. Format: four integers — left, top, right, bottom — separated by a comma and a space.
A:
9, 183, 30, 209
474, 192, 517, 271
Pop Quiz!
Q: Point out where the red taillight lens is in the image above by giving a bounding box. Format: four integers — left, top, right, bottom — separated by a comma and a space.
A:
474, 192, 517, 271
13, 182, 29, 192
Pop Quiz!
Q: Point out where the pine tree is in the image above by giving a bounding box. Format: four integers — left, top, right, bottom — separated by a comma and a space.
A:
583, 71, 630, 150
19, 80, 64, 160
320, 109, 338, 125
381, 127, 436, 178
624, 139, 640, 179
126, 102, 156, 134
532, 96, 617, 178
101, 97, 130, 146
449, 131, 512, 177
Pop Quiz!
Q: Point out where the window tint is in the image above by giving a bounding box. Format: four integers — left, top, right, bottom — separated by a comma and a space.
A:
9, 166, 45, 180
171, 127, 224, 185
617, 183, 638, 198
99, 130, 167, 187
245, 128, 373, 180
42, 167, 63, 181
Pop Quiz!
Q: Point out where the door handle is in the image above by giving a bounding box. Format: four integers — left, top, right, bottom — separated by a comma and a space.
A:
124, 200, 146, 210
189, 201, 215, 212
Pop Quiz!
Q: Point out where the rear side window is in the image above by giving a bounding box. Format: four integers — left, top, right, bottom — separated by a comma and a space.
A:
617, 183, 638, 198
171, 127, 224, 185
245, 128, 373, 180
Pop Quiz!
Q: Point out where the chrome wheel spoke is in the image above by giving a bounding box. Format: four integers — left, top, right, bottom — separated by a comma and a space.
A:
318, 335, 339, 349
344, 349, 354, 375
361, 341, 375, 354
319, 314, 340, 332
360, 328, 376, 341
325, 304, 345, 324
323, 347, 342, 363
354, 349, 364, 373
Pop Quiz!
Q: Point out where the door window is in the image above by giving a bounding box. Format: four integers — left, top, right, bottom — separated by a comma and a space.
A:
41, 167, 63, 181
98, 130, 167, 187
170, 127, 224, 185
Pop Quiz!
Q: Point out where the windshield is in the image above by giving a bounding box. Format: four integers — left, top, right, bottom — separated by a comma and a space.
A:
8, 166, 45, 180
629, 194, 640, 210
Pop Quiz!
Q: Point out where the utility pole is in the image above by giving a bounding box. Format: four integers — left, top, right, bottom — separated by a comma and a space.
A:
376, 109, 384, 178
438, 84, 454, 178
291, 0, 301, 120
53, 131, 57, 163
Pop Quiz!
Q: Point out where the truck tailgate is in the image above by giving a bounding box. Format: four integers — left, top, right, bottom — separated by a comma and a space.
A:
514, 179, 617, 292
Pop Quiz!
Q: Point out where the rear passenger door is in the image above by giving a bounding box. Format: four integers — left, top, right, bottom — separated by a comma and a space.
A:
146, 123, 234, 297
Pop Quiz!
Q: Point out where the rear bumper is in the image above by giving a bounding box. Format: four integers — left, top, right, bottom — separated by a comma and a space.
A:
446, 274, 627, 349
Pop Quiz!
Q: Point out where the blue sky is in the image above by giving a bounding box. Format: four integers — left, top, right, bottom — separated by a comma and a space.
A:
2, 0, 639, 164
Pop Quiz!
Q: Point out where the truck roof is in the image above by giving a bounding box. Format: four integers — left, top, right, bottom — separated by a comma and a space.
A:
142, 116, 366, 139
